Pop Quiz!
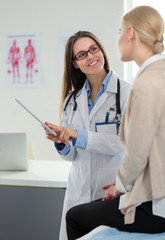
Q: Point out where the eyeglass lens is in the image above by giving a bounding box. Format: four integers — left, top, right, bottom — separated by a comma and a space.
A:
74, 44, 100, 61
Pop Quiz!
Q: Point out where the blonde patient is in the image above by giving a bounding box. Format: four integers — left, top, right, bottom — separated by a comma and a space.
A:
65, 6, 165, 240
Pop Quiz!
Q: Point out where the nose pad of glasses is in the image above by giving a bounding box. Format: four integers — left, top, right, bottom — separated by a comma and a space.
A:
86, 51, 94, 59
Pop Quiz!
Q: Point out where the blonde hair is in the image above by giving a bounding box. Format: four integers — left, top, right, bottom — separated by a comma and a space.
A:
122, 6, 164, 54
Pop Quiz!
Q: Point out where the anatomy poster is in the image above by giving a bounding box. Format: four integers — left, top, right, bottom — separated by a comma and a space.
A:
4, 33, 41, 88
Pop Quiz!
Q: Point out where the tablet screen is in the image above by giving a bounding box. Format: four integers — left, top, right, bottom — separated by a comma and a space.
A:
15, 98, 57, 137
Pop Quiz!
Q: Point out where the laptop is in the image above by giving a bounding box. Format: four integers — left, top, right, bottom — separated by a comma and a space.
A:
0, 132, 28, 171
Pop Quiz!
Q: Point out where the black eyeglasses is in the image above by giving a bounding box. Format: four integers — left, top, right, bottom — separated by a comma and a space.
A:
73, 44, 101, 61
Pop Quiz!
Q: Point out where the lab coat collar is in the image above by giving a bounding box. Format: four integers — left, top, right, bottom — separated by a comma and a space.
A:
75, 72, 119, 127
89, 72, 118, 121
76, 71, 118, 97
76, 83, 90, 130
106, 72, 118, 94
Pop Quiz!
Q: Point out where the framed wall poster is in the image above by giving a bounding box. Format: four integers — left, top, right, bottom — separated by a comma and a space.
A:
4, 33, 41, 88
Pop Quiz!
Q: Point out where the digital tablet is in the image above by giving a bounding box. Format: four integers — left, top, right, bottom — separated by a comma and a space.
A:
15, 98, 57, 137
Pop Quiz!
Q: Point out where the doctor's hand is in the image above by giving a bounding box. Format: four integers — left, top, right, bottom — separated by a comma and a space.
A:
44, 122, 77, 145
102, 182, 122, 201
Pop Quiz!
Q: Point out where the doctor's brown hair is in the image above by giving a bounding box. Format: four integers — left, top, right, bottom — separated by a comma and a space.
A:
122, 6, 164, 54
59, 31, 110, 121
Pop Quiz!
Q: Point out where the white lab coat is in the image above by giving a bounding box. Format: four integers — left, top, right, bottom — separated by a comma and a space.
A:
59, 72, 130, 240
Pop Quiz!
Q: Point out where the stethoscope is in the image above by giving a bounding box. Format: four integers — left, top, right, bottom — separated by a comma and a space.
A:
105, 78, 121, 124
64, 89, 78, 111
64, 78, 121, 126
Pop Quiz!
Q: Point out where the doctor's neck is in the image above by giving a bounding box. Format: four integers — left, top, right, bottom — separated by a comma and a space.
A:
86, 68, 107, 92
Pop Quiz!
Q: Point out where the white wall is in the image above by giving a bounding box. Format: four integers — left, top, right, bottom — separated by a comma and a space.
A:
125, 0, 165, 83
0, 0, 124, 160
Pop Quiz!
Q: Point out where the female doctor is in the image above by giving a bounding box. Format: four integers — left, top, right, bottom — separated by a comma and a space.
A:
44, 31, 130, 240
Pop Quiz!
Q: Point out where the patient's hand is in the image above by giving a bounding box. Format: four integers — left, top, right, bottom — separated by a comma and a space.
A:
102, 182, 122, 201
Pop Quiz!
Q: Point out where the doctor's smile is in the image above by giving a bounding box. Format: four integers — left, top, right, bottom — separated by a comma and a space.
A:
88, 60, 98, 67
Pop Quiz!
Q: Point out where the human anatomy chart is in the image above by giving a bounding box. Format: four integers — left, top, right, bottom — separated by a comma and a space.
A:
5, 33, 41, 87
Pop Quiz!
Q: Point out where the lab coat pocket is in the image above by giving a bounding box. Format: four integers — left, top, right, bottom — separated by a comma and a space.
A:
95, 168, 119, 199
95, 122, 118, 135
67, 164, 81, 201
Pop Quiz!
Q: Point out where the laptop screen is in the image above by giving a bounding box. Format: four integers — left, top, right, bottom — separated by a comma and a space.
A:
0, 132, 28, 171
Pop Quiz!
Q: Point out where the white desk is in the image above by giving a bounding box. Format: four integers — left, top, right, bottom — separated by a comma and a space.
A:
0, 159, 71, 188
0, 160, 71, 240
